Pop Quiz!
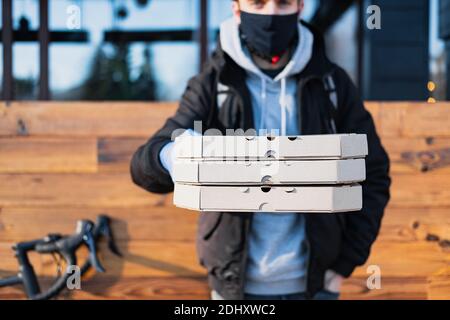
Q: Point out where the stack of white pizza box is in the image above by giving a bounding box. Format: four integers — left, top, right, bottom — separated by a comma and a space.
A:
173, 134, 368, 213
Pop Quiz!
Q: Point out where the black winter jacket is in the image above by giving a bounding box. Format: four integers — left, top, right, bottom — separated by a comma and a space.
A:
130, 22, 391, 300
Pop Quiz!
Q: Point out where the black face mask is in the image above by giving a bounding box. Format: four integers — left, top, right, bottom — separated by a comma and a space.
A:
239, 11, 299, 63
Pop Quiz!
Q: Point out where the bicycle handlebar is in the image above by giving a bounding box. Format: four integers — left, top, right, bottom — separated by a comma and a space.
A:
5, 215, 120, 300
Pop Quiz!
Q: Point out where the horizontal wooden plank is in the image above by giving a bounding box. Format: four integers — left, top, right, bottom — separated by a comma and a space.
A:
427, 267, 450, 300
381, 137, 450, 174
351, 241, 448, 278
63, 275, 432, 300
376, 102, 450, 138
389, 173, 450, 207
0, 276, 209, 300
0, 137, 97, 173
101, 135, 450, 175
1, 205, 447, 244
375, 103, 406, 138
2, 172, 445, 208
365, 102, 381, 130
0, 275, 429, 300
0, 173, 166, 208
26, 135, 444, 176
378, 207, 450, 242
0, 205, 197, 242
98, 137, 147, 173
0, 102, 178, 137
1, 102, 450, 138
1, 240, 446, 279
340, 276, 427, 300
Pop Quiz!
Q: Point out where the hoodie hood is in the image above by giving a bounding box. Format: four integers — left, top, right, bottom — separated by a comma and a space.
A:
220, 17, 314, 83
219, 17, 314, 136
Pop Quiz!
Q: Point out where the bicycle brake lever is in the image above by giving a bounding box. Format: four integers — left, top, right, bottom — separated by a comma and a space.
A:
83, 227, 106, 273
97, 215, 122, 257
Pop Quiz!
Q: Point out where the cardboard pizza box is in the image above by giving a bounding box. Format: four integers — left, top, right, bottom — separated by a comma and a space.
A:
173, 183, 362, 213
173, 158, 366, 185
174, 134, 368, 160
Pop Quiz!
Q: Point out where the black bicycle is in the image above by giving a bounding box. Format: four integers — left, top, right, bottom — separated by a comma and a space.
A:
0, 215, 121, 300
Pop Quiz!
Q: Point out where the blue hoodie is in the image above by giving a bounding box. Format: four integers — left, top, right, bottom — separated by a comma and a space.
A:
219, 17, 314, 295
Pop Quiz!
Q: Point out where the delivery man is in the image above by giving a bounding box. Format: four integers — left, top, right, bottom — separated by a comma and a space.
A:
130, 0, 391, 300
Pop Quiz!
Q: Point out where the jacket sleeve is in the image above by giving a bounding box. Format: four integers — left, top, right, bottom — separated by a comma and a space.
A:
330, 67, 391, 277
130, 68, 215, 194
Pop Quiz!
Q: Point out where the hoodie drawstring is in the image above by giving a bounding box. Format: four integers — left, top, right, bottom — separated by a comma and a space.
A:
279, 78, 287, 136
259, 76, 288, 136
259, 77, 267, 132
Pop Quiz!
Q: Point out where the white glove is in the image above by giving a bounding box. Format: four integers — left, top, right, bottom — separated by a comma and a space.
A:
159, 128, 201, 181
323, 269, 344, 293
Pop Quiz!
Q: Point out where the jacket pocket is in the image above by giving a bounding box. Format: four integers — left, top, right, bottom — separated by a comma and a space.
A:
199, 211, 223, 240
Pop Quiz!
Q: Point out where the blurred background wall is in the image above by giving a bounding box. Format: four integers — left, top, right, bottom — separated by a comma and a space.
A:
0, 0, 446, 102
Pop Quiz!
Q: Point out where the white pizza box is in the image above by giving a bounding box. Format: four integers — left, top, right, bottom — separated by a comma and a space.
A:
173, 183, 362, 213
174, 134, 368, 160
173, 158, 366, 185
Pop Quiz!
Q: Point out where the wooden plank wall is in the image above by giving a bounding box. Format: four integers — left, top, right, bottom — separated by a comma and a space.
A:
0, 101, 449, 300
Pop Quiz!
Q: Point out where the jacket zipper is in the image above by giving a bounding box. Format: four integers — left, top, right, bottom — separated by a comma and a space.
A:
234, 72, 336, 299
296, 74, 327, 299
236, 75, 319, 299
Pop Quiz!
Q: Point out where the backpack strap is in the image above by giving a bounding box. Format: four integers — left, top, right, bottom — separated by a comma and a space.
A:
322, 73, 339, 134
205, 74, 233, 130
216, 82, 230, 110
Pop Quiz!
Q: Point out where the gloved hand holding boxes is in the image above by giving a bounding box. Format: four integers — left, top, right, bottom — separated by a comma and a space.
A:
173, 134, 368, 213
